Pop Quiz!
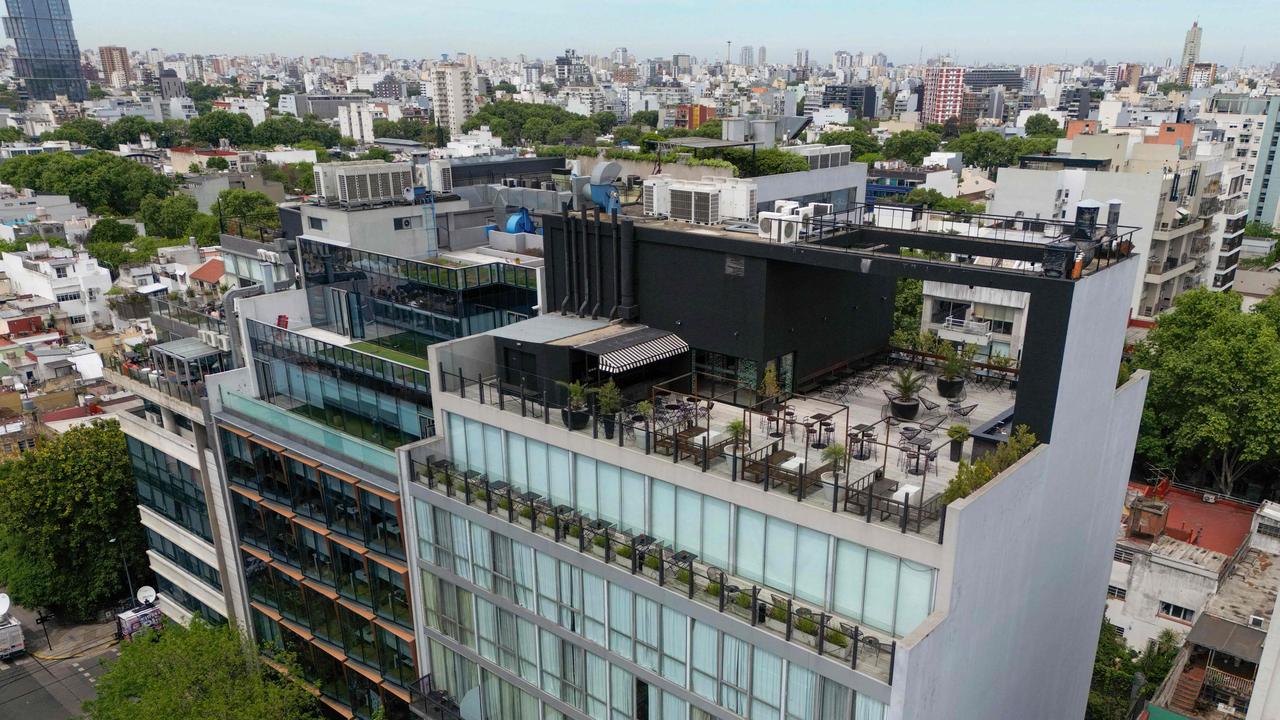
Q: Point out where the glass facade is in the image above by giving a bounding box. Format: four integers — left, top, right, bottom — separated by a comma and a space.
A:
145, 528, 222, 591
128, 436, 212, 541
3, 0, 87, 101
418, 501, 887, 720
247, 319, 434, 449
298, 238, 536, 360
222, 423, 413, 720
156, 575, 224, 625
445, 414, 936, 638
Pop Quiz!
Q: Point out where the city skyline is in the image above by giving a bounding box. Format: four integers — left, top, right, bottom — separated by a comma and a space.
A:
70, 0, 1278, 66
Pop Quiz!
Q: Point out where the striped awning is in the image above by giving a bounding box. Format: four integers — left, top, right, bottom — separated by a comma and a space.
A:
584, 329, 690, 374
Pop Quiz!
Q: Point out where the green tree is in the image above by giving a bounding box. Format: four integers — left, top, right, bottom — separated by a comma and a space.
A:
187, 213, 222, 246
108, 116, 164, 146
631, 110, 659, 128
42, 118, 114, 149
1157, 82, 1191, 94
818, 129, 880, 158
1086, 622, 1179, 720
83, 619, 319, 720
589, 111, 618, 134
612, 125, 645, 146
0, 127, 24, 143
361, 147, 394, 161
205, 156, 230, 170
213, 189, 279, 227
0, 151, 173, 215
690, 119, 722, 139
720, 147, 810, 176
1133, 289, 1280, 493
494, 80, 518, 93
1023, 113, 1062, 138
946, 131, 1012, 171
188, 110, 254, 146
888, 188, 985, 214
86, 218, 138, 245
0, 421, 146, 620
882, 130, 941, 165
1245, 221, 1277, 238
259, 161, 315, 194
138, 194, 199, 239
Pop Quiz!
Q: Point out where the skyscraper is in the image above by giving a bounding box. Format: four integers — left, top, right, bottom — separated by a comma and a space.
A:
794, 48, 809, 68
99, 45, 131, 88
1180, 21, 1202, 69
758, 46, 767, 66
739, 45, 754, 68
4, 0, 88, 101
922, 65, 966, 125
433, 62, 476, 136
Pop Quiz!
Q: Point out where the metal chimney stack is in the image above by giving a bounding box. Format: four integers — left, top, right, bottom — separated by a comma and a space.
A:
1106, 199, 1123, 238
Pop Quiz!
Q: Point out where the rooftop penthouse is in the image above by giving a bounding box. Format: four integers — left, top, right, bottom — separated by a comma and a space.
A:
415, 201, 1151, 718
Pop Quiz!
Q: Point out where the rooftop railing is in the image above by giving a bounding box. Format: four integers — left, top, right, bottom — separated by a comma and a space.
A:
411, 456, 898, 684
436, 358, 951, 543
940, 316, 992, 335
104, 354, 207, 407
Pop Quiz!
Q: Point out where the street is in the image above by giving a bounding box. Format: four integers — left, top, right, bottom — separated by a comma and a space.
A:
0, 644, 116, 720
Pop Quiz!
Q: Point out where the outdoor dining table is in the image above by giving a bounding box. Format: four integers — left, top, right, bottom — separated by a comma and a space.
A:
850, 424, 873, 459
907, 436, 931, 475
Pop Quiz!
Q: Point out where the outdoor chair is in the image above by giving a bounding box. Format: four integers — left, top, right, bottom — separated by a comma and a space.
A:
919, 396, 940, 412
951, 404, 978, 419
860, 635, 882, 661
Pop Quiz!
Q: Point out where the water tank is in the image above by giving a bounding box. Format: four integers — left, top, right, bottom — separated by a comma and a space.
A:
722, 117, 747, 143
1042, 241, 1076, 279
750, 119, 778, 148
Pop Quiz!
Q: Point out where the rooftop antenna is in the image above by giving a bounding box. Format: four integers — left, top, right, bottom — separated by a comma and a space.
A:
727, 41, 732, 66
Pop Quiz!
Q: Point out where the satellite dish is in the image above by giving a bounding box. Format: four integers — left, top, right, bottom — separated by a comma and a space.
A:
0, 593, 9, 618
137, 586, 157, 605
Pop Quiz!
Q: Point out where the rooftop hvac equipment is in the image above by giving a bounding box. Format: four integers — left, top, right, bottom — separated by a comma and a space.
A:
792, 205, 815, 232
809, 202, 834, 217
705, 177, 758, 221
774, 200, 800, 215
642, 175, 674, 216
784, 144, 852, 169
751, 119, 778, 148
668, 183, 720, 225
758, 211, 800, 243
416, 159, 454, 193
313, 160, 413, 207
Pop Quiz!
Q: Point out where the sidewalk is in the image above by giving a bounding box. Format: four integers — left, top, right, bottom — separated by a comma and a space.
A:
6, 598, 119, 659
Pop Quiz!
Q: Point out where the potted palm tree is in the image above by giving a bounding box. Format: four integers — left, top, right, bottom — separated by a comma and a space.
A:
947, 424, 970, 462
597, 379, 622, 439
822, 442, 847, 481
557, 380, 592, 430
726, 418, 748, 450
889, 368, 926, 420
936, 344, 969, 399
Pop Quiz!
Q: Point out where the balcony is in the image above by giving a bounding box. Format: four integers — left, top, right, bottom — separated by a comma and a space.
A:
437, 351, 1020, 544
411, 454, 899, 685
103, 339, 229, 410
937, 316, 992, 345
1145, 256, 1198, 285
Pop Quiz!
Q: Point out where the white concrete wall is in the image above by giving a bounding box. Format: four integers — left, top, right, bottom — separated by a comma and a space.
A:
889, 258, 1149, 720
1107, 552, 1218, 650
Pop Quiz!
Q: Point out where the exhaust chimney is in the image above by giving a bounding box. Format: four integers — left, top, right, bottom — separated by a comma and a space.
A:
1106, 199, 1123, 237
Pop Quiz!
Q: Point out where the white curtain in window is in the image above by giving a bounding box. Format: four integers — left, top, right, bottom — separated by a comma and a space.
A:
894, 560, 935, 637
690, 622, 719, 701
516, 617, 538, 683
483, 425, 504, 480
764, 516, 797, 593
448, 413, 466, 467
786, 665, 818, 720
735, 508, 765, 582
750, 647, 783, 719
512, 541, 536, 611
548, 446, 572, 506
450, 514, 472, 581
651, 480, 675, 546
505, 433, 528, 492
702, 497, 731, 568
620, 470, 647, 533
610, 665, 634, 718
527, 440, 549, 497
609, 585, 634, 659
661, 606, 687, 684
863, 550, 899, 633
635, 596, 660, 672
855, 693, 886, 720
794, 527, 829, 604
676, 487, 701, 555
539, 628, 561, 696
475, 597, 497, 662
470, 524, 492, 591
586, 652, 609, 718
465, 419, 485, 474
721, 634, 750, 713
575, 456, 598, 517
415, 498, 435, 564
832, 541, 867, 621
583, 573, 607, 646
596, 463, 621, 526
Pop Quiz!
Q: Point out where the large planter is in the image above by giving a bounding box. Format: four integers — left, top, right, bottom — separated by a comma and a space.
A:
950, 439, 965, 462
602, 415, 617, 439
561, 408, 590, 430
936, 376, 966, 399
890, 397, 921, 421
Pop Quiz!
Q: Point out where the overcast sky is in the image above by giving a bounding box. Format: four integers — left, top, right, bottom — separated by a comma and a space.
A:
70, 0, 1277, 67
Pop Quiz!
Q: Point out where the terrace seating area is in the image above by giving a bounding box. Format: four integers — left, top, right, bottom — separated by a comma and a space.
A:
441, 348, 1015, 542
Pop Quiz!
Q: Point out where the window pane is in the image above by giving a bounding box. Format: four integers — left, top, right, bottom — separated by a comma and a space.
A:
832, 541, 867, 620
894, 560, 934, 636
863, 550, 899, 633
794, 528, 829, 604
736, 509, 765, 582
764, 517, 797, 593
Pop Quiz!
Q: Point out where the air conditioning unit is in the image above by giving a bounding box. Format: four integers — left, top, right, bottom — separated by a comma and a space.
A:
215, 334, 232, 352
256, 249, 280, 264
705, 177, 758, 221
669, 185, 720, 224
1250, 615, 1266, 629
1202, 493, 1218, 504
774, 200, 800, 215
198, 329, 218, 346
809, 202, 834, 217
792, 205, 815, 233
758, 212, 800, 243
503, 178, 518, 188
642, 176, 673, 216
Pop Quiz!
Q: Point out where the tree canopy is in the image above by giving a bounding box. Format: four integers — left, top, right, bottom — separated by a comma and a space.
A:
882, 130, 941, 165
1087, 622, 1179, 720
83, 619, 319, 720
818, 129, 880, 158
0, 151, 173, 216
462, 100, 599, 146
213, 188, 279, 227
1023, 113, 1063, 138
250, 115, 339, 147
259, 161, 316, 194
86, 218, 138, 245
137, 194, 218, 244
885, 187, 985, 215
1133, 289, 1280, 494
371, 117, 445, 146
42, 117, 188, 149
189, 110, 254, 146
943, 132, 1058, 172
630, 110, 659, 128
0, 420, 147, 620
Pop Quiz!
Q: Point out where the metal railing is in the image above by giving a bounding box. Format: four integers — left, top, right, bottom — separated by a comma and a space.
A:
409, 674, 465, 719
436, 361, 949, 543
412, 457, 899, 684
104, 354, 206, 406
1204, 666, 1254, 699
941, 316, 992, 335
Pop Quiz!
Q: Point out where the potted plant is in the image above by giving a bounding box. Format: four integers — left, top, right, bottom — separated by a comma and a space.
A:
597, 379, 622, 439
759, 366, 781, 408
936, 344, 968, 399
947, 424, 970, 462
632, 400, 654, 448
557, 380, 592, 430
821, 442, 847, 481
726, 418, 748, 448
889, 368, 926, 420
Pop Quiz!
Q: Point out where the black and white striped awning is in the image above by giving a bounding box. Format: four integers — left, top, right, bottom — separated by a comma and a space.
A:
580, 328, 690, 374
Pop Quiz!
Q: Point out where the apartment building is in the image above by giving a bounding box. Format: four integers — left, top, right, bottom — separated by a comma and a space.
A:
921, 66, 965, 125
99, 45, 131, 88
0, 241, 111, 331
1197, 94, 1280, 227
433, 63, 477, 137
403, 204, 1147, 720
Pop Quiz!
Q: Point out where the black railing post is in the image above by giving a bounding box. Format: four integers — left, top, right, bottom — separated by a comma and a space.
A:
938, 504, 947, 544
687, 565, 695, 599
717, 571, 727, 613
831, 474, 840, 513
603, 529, 613, 564
817, 614, 828, 655
484, 479, 493, 514
763, 461, 770, 491
731, 452, 738, 482
591, 400, 598, 439
657, 554, 666, 586
851, 626, 861, 669
866, 487, 875, 522
458, 368, 466, 399
477, 371, 485, 405
785, 598, 794, 641
464, 476, 473, 505
444, 469, 455, 499
542, 391, 549, 424
673, 435, 680, 464
750, 587, 761, 627
630, 542, 639, 575
900, 492, 910, 533
520, 378, 527, 417
505, 485, 514, 524
889, 641, 897, 684
578, 520, 586, 553
797, 465, 806, 502
498, 380, 505, 411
